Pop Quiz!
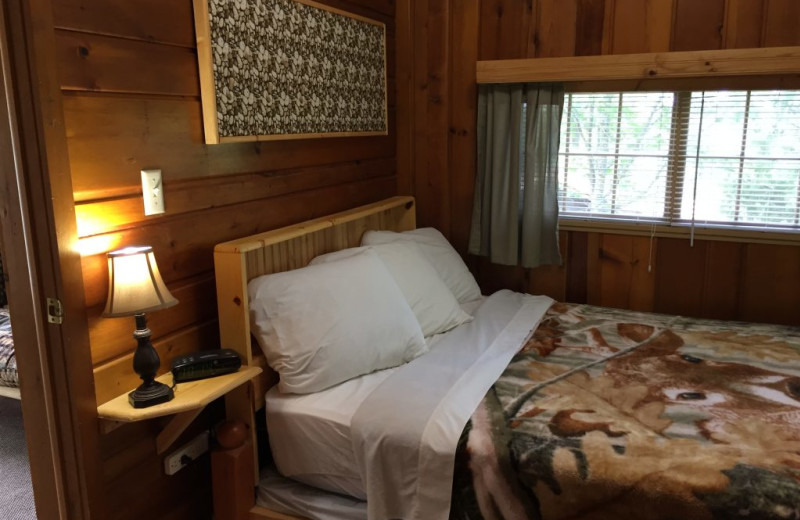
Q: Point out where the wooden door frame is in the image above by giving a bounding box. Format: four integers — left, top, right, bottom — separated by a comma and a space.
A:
0, 0, 104, 518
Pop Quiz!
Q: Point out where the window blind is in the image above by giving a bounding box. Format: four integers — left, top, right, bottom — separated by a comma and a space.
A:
558, 90, 800, 233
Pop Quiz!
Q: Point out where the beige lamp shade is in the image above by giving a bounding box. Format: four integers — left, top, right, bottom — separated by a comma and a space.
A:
103, 246, 178, 317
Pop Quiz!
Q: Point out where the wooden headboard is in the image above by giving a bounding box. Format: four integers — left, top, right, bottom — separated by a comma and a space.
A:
214, 195, 416, 370
211, 196, 416, 519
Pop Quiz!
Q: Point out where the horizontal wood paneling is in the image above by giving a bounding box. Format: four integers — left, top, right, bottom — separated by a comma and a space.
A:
79, 175, 396, 307
54, 0, 398, 518
64, 94, 396, 200
56, 30, 200, 96
52, 0, 197, 47
75, 157, 396, 236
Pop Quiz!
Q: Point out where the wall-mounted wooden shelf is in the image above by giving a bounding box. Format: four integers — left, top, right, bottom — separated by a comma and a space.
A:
476, 46, 800, 84
97, 366, 262, 454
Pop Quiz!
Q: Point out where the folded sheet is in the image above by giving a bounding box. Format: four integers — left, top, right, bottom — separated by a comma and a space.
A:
350, 290, 553, 520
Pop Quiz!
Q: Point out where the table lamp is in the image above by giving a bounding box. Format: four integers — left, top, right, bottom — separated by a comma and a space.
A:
103, 246, 178, 408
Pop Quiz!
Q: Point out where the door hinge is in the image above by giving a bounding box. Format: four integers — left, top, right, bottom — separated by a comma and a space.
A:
47, 297, 64, 324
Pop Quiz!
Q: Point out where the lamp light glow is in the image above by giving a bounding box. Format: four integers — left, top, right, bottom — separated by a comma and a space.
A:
103, 246, 177, 318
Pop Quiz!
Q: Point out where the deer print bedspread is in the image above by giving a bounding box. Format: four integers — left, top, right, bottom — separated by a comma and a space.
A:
451, 303, 800, 520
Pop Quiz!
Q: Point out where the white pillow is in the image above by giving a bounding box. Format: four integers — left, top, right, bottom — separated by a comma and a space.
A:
362, 228, 482, 304
310, 242, 472, 337
247, 248, 427, 394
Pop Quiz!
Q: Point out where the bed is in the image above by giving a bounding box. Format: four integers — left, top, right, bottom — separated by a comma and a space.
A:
211, 196, 800, 520
0, 306, 20, 400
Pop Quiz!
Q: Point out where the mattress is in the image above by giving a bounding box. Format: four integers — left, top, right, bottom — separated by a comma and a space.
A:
257, 466, 367, 520
0, 307, 17, 389
265, 297, 489, 499
265, 366, 391, 499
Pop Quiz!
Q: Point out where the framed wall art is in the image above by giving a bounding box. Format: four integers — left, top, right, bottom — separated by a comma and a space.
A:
193, 0, 388, 144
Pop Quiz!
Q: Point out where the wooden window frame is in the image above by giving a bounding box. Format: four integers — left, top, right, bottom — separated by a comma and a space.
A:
477, 47, 800, 246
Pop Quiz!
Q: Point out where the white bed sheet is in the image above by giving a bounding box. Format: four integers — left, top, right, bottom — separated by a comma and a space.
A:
265, 296, 488, 499
265, 366, 391, 498
257, 466, 367, 520
264, 291, 552, 520
352, 290, 552, 520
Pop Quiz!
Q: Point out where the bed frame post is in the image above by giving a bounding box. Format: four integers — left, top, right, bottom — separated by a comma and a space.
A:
212, 437, 255, 520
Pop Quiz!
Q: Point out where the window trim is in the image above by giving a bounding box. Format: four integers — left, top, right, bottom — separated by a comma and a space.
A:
558, 215, 800, 246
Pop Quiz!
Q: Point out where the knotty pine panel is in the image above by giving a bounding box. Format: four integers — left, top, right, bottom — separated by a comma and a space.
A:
87, 273, 217, 366
52, 0, 395, 47
739, 243, 800, 325
536, 0, 578, 58
762, 0, 800, 46
478, 0, 533, 60
700, 241, 744, 320
79, 176, 396, 308
420, 0, 452, 237
525, 231, 569, 301
64, 93, 395, 200
56, 1, 400, 518
596, 234, 656, 311
724, 0, 767, 49
74, 158, 396, 237
56, 30, 200, 96
400, 0, 800, 329
574, 0, 607, 56
448, 1, 480, 254
604, 0, 675, 54
671, 0, 726, 51
52, 0, 196, 47
653, 238, 709, 317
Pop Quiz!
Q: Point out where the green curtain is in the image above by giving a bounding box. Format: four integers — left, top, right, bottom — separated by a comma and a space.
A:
469, 83, 564, 268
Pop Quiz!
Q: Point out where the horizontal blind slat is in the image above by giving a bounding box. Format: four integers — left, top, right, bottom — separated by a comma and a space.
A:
558, 89, 800, 231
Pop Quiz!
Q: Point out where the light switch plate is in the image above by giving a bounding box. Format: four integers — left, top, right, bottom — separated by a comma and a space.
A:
141, 169, 165, 216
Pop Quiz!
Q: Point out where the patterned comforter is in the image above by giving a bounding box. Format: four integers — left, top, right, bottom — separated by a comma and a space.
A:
0, 307, 17, 388
451, 303, 800, 520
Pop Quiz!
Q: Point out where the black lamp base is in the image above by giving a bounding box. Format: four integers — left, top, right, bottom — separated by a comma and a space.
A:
127, 313, 175, 409
128, 380, 174, 409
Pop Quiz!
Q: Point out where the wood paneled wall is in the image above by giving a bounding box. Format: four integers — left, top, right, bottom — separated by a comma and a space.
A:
52, 1, 397, 518
397, 0, 800, 326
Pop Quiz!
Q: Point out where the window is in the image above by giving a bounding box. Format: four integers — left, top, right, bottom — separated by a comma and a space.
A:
558, 90, 800, 233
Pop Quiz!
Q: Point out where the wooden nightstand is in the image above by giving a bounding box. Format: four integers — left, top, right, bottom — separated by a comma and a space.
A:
97, 365, 262, 454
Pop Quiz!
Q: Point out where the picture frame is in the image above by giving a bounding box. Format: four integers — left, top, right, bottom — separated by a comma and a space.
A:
193, 0, 388, 144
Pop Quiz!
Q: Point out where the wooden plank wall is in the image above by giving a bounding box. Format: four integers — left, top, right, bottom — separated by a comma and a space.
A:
51, 1, 397, 519
397, 0, 800, 327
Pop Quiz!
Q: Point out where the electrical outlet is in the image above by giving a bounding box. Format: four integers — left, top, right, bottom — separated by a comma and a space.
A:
164, 431, 210, 476
141, 169, 165, 216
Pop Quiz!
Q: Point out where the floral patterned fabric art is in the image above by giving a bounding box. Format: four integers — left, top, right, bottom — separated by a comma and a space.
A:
451, 303, 800, 520
207, 0, 387, 138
